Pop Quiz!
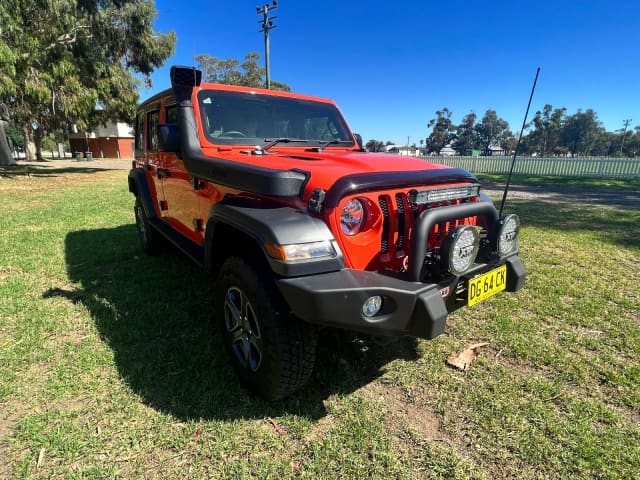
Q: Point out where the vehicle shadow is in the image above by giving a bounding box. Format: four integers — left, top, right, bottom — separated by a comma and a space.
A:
1, 163, 114, 178
61, 225, 419, 421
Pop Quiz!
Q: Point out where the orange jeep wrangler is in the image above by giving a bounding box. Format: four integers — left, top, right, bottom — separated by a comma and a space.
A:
128, 66, 525, 400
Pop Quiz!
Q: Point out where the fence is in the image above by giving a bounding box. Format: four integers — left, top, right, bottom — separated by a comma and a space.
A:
423, 156, 640, 178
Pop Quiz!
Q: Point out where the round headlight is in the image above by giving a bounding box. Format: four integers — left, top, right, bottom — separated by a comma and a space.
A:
497, 214, 520, 256
340, 199, 365, 236
443, 225, 479, 275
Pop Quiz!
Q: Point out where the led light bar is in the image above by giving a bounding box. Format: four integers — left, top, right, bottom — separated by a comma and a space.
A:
408, 184, 480, 205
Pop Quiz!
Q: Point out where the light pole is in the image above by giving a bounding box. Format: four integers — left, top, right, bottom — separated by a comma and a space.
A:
256, 1, 278, 89
619, 118, 632, 157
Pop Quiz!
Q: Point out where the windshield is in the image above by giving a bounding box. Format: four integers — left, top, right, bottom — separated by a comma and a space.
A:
197, 89, 355, 147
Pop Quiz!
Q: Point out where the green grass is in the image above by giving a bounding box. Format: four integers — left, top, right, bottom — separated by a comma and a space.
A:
1, 166, 639, 479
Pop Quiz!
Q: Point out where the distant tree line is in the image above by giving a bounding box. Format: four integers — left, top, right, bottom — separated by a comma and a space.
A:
519, 106, 637, 157
364, 139, 394, 152
427, 106, 639, 157
367, 106, 639, 158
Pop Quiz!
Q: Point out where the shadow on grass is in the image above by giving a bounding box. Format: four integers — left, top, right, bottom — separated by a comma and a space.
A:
507, 199, 640, 249
61, 225, 418, 421
1, 163, 114, 178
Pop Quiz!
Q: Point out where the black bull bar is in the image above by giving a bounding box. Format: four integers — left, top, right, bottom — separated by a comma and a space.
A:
407, 201, 499, 281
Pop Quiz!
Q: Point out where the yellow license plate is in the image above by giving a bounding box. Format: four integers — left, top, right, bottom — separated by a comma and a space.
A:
468, 265, 507, 306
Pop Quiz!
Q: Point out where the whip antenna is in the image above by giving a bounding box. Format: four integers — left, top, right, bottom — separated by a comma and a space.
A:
499, 67, 540, 217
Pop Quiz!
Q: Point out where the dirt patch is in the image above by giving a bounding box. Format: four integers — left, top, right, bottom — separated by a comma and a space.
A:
362, 382, 445, 442
0, 361, 53, 456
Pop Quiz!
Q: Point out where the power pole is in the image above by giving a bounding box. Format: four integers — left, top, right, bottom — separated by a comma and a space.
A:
619, 118, 632, 157
256, 1, 278, 90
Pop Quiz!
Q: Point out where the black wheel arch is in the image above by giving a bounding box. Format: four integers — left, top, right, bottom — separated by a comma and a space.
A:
128, 168, 157, 221
204, 201, 344, 278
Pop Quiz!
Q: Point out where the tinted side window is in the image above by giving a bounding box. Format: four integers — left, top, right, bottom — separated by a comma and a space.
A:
165, 105, 177, 123
134, 112, 145, 151
147, 110, 160, 151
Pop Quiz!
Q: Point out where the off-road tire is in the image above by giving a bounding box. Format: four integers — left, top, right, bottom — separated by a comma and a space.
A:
134, 197, 162, 255
216, 256, 317, 400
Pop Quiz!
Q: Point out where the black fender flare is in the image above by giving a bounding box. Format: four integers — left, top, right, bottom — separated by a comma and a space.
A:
128, 168, 157, 220
205, 202, 344, 277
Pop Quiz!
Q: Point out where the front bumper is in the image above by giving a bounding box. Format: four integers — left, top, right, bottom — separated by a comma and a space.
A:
276, 256, 525, 340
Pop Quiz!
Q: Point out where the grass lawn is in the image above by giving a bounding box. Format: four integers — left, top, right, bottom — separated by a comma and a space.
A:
1, 165, 639, 479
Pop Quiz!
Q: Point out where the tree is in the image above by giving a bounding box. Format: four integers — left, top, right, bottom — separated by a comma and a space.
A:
617, 119, 633, 157
452, 112, 478, 155
626, 126, 640, 157
3, 122, 24, 152
500, 130, 517, 154
524, 104, 566, 155
365, 139, 386, 152
195, 52, 291, 91
560, 109, 605, 155
426, 108, 455, 154
474, 110, 510, 151
0, 0, 175, 164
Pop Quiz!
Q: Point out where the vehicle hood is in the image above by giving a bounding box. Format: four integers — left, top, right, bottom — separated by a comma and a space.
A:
267, 150, 452, 193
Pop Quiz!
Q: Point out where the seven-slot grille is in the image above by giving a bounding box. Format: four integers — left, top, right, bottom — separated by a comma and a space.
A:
377, 192, 475, 257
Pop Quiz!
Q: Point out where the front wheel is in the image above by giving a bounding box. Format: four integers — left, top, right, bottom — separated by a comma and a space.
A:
216, 256, 317, 400
134, 197, 162, 255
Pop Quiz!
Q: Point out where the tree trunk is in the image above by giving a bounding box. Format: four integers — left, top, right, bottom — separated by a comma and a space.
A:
0, 121, 17, 166
23, 125, 36, 162
33, 127, 44, 161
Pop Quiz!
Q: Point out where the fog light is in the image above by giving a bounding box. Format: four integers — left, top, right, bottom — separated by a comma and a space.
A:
441, 225, 480, 275
362, 296, 383, 317
497, 214, 520, 256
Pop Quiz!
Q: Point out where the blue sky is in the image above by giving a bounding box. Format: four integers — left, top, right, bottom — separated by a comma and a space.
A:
145, 0, 639, 145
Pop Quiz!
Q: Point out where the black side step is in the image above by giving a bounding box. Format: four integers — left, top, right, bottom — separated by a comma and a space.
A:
148, 217, 205, 268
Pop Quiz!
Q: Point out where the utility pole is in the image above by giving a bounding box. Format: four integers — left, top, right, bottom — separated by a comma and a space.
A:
619, 118, 632, 157
256, 1, 278, 90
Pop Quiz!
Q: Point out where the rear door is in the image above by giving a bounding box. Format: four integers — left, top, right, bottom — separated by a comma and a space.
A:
144, 105, 168, 218
134, 107, 166, 217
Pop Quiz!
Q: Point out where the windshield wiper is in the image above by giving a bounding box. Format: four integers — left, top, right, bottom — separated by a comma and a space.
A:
258, 138, 308, 152
307, 140, 353, 152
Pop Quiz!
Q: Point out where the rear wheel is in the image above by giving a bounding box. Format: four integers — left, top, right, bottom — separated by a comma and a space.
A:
216, 256, 317, 400
134, 197, 162, 255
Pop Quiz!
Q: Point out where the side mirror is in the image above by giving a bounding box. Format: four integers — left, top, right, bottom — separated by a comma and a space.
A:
354, 133, 364, 150
158, 123, 180, 153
